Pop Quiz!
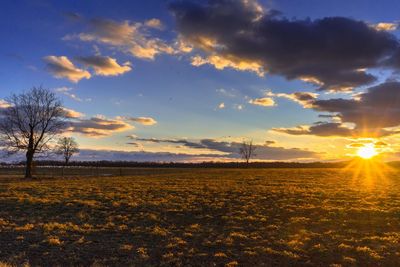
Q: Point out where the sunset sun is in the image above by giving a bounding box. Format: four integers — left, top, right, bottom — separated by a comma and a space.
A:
357, 144, 378, 159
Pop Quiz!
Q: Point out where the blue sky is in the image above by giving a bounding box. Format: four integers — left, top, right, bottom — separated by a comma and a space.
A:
2, 0, 400, 162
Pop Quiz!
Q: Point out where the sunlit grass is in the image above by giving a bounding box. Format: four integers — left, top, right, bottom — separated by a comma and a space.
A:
1, 168, 400, 266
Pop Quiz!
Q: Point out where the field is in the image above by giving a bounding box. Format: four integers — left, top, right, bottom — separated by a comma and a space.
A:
1, 167, 400, 266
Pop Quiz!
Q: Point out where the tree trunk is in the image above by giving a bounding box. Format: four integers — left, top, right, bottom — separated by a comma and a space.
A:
25, 150, 34, 178
65, 157, 69, 166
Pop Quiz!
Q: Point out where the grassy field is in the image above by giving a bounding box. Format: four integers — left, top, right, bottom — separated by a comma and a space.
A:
1, 168, 400, 266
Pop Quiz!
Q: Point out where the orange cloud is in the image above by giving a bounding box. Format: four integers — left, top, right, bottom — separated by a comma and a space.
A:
77, 56, 132, 76
44, 56, 91, 83
249, 97, 275, 107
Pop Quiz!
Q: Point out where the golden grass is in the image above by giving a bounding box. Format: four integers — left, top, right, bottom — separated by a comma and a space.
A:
0, 168, 400, 266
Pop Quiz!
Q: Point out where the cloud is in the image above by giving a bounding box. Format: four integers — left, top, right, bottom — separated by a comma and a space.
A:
274, 81, 400, 137
0, 99, 11, 109
132, 137, 206, 149
266, 91, 318, 108
131, 137, 318, 160
170, 0, 400, 91
55, 87, 84, 102
64, 18, 174, 60
274, 122, 354, 137
191, 54, 264, 76
69, 116, 134, 137
71, 149, 227, 162
76, 55, 132, 76
218, 102, 225, 109
144, 18, 164, 30
371, 22, 398, 31
126, 142, 140, 147
313, 81, 400, 130
123, 116, 157, 126
44, 56, 91, 83
234, 104, 244, 110
374, 141, 388, 148
216, 88, 236, 98
62, 107, 84, 119
249, 97, 275, 107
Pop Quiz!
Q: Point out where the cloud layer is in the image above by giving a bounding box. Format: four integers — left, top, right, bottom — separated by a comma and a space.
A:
274, 81, 400, 137
132, 137, 317, 160
170, 0, 400, 91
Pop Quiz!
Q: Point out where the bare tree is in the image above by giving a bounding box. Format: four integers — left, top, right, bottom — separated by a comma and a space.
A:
56, 137, 79, 165
239, 139, 257, 164
0, 87, 66, 178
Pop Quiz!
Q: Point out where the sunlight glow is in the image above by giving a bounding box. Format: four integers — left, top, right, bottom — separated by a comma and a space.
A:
357, 144, 378, 159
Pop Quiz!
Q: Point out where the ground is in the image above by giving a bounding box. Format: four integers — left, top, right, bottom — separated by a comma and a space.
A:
1, 168, 400, 266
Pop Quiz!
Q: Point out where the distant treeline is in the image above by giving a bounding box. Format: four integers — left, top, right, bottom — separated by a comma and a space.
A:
0, 160, 354, 168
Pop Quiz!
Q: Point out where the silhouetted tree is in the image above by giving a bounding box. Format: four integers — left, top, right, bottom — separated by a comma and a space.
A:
56, 137, 79, 165
0, 87, 66, 178
239, 140, 257, 164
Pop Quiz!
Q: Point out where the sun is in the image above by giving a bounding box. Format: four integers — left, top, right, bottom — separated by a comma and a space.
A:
357, 144, 378, 159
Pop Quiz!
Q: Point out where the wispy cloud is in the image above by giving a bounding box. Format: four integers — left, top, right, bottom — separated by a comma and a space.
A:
55, 87, 88, 102
216, 88, 237, 98
121, 116, 157, 126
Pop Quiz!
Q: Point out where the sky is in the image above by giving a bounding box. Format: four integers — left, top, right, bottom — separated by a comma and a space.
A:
2, 0, 400, 162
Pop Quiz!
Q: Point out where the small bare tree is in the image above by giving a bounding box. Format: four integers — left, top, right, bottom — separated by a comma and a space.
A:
0, 87, 66, 178
56, 137, 79, 165
239, 140, 257, 164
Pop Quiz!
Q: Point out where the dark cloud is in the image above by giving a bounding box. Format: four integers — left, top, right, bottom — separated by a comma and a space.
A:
126, 142, 139, 147
267, 91, 318, 107
132, 137, 206, 149
170, 0, 399, 91
275, 81, 400, 137
274, 122, 354, 137
69, 117, 133, 137
131, 137, 318, 160
74, 149, 225, 162
313, 81, 400, 129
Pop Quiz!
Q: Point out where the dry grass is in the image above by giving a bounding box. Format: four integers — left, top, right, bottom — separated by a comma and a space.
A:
1, 168, 400, 266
